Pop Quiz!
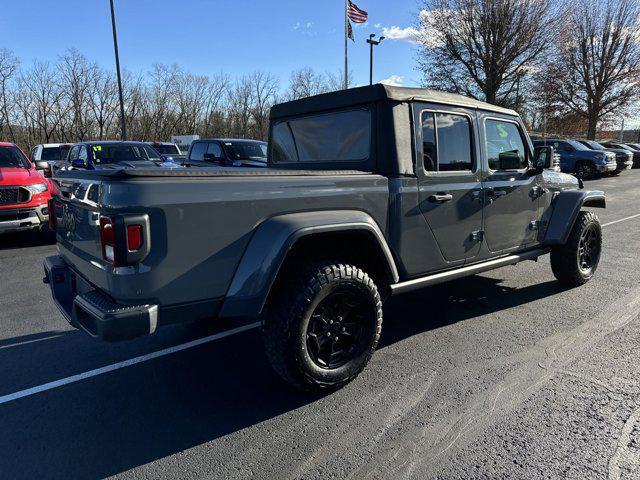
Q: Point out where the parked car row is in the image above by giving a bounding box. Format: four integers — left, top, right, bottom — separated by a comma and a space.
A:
533, 138, 639, 180
0, 135, 268, 236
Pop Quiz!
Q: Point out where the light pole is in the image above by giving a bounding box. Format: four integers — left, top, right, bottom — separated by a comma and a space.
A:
109, 0, 127, 140
366, 33, 385, 86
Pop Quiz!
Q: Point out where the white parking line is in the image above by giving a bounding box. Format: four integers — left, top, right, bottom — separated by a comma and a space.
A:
0, 321, 261, 406
1, 210, 639, 406
602, 213, 640, 228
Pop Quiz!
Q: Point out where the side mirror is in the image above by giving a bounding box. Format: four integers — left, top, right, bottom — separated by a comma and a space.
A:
533, 145, 554, 170
34, 160, 49, 170
34, 160, 52, 177
497, 151, 523, 170
71, 158, 88, 169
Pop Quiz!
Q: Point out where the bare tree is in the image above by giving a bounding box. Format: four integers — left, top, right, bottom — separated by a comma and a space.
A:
59, 49, 92, 141
286, 67, 328, 100
544, 0, 640, 139
200, 72, 230, 137
88, 66, 118, 140
417, 0, 556, 107
249, 71, 279, 139
16, 61, 67, 145
0, 49, 19, 142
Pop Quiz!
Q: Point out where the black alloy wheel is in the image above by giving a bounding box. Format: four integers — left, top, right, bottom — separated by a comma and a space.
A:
306, 288, 372, 370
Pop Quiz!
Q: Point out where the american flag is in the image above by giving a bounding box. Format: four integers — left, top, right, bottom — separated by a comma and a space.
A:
347, 1, 368, 24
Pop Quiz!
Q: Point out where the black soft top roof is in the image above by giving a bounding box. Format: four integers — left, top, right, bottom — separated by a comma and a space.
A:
270, 84, 518, 119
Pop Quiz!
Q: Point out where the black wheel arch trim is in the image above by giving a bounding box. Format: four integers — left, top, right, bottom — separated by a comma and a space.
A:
219, 210, 399, 319
541, 189, 605, 246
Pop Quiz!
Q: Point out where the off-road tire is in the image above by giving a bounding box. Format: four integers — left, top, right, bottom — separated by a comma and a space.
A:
574, 161, 598, 180
550, 211, 602, 287
263, 262, 383, 393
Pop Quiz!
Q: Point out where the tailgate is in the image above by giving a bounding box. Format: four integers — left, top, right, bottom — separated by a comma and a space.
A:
53, 178, 106, 282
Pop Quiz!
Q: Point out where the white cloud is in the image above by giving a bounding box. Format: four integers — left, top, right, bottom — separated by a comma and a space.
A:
380, 10, 446, 46
380, 75, 404, 87
374, 23, 381, 29
381, 25, 421, 44
292, 21, 315, 35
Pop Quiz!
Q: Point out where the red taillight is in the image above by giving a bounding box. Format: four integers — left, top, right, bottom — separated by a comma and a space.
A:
127, 225, 143, 251
48, 198, 56, 230
99, 216, 116, 264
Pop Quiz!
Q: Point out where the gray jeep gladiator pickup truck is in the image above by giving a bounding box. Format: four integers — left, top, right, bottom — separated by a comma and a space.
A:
44, 85, 605, 392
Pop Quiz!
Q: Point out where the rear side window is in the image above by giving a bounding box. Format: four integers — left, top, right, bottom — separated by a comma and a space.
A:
42, 147, 62, 161
485, 119, 528, 170
271, 109, 371, 163
421, 112, 474, 172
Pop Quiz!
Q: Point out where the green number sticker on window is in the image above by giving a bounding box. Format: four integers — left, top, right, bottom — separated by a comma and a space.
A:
92, 145, 102, 152
496, 124, 508, 138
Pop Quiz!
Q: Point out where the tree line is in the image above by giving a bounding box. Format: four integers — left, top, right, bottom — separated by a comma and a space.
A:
1, 0, 638, 152
0, 48, 350, 152
418, 0, 640, 139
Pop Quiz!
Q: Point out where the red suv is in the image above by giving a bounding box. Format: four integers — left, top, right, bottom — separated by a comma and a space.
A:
0, 142, 52, 234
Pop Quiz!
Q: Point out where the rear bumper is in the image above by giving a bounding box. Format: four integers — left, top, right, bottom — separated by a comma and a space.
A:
0, 204, 48, 233
43, 255, 158, 341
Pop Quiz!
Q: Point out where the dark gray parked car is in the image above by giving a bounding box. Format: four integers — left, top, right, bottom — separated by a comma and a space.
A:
43, 85, 605, 392
577, 139, 634, 175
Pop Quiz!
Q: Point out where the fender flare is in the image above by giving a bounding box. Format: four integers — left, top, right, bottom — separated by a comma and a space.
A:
542, 189, 605, 245
219, 210, 399, 319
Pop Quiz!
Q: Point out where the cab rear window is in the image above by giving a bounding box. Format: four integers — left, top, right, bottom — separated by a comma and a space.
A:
271, 109, 371, 163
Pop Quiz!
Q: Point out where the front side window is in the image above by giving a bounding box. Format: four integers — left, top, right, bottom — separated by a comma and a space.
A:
485, 119, 528, 170
272, 109, 371, 163
189, 142, 207, 161
69, 146, 80, 161
421, 111, 473, 172
78, 146, 88, 162
205, 142, 223, 160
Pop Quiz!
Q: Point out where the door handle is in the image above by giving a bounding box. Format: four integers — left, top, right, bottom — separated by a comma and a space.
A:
487, 189, 507, 198
429, 193, 453, 202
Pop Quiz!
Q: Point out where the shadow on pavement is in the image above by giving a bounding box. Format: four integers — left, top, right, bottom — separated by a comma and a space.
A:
0, 275, 568, 479
0, 229, 55, 251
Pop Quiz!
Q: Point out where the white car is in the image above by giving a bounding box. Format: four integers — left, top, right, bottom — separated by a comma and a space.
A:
30, 143, 72, 175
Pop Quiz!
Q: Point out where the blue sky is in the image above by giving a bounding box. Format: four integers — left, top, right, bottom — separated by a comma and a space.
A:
0, 0, 422, 89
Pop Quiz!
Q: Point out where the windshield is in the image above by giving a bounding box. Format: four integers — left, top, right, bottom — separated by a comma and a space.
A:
91, 144, 160, 164
0, 146, 29, 168
584, 140, 605, 150
223, 141, 267, 161
566, 140, 589, 151
613, 144, 634, 152
153, 144, 181, 155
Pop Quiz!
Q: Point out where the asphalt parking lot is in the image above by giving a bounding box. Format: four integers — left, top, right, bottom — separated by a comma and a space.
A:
2, 171, 640, 479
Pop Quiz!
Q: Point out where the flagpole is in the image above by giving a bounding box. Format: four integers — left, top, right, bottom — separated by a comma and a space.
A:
344, 0, 348, 89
